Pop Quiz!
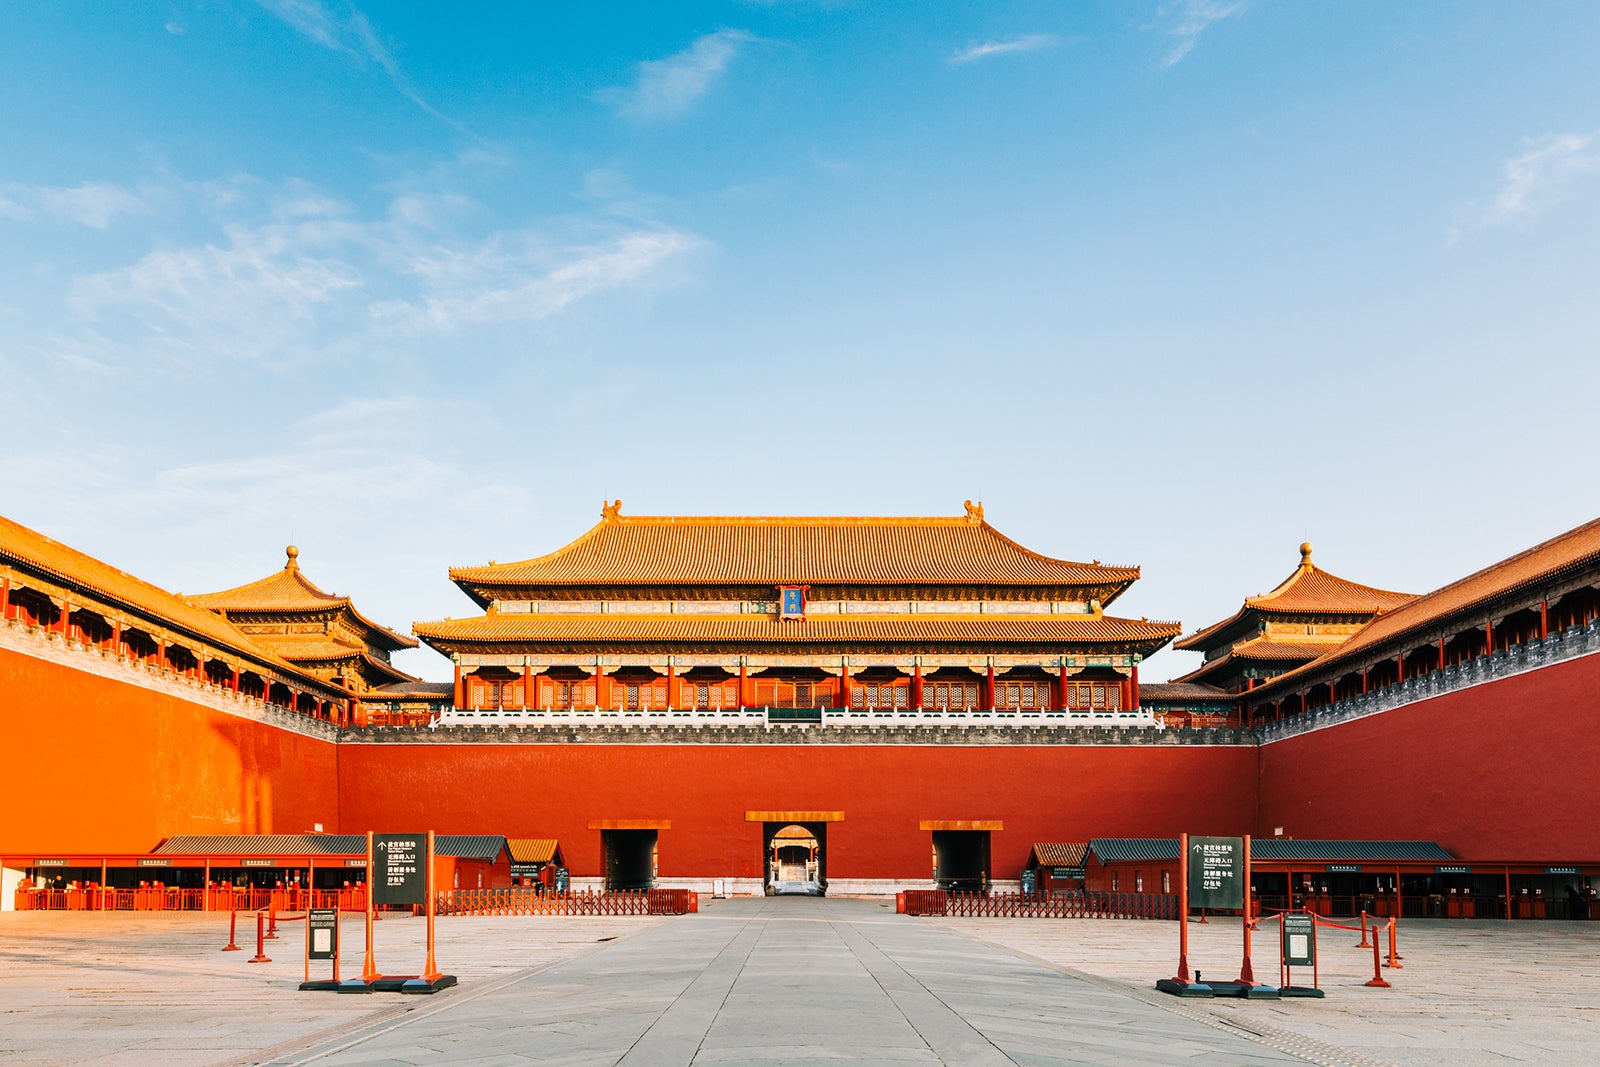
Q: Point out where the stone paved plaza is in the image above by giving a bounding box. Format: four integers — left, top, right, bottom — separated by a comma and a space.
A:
2, 898, 1596, 1065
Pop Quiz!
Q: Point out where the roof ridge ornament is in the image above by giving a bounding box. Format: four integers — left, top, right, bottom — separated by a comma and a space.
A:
602, 499, 623, 523
963, 499, 984, 524
1300, 541, 1314, 568
285, 545, 299, 572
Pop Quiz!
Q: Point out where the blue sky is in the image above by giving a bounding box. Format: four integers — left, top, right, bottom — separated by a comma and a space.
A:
2, 1, 1597, 682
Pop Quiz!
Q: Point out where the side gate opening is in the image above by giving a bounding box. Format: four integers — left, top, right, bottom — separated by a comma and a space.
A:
932, 830, 990, 893
602, 829, 658, 891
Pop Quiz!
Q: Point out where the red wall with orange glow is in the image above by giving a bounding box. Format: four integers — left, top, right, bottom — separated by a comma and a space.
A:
1256, 652, 1600, 859
0, 647, 339, 852
336, 742, 1258, 881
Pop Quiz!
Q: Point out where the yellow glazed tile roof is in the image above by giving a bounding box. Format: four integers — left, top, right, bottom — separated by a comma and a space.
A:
190, 546, 416, 650
1031, 843, 1088, 867
414, 612, 1180, 648
507, 838, 561, 864
0, 513, 327, 684
1176, 543, 1413, 651
1253, 514, 1600, 698
450, 502, 1139, 594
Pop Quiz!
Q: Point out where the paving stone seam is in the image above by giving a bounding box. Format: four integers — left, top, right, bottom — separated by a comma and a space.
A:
936, 924, 1397, 1067
244, 918, 673, 1067
615, 916, 765, 1067
832, 917, 1018, 1066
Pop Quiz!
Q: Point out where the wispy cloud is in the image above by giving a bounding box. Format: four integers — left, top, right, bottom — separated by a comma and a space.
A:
1159, 0, 1246, 68
950, 34, 1058, 64
0, 181, 151, 228
61, 177, 706, 364
1482, 133, 1599, 224
597, 30, 752, 120
252, 0, 460, 129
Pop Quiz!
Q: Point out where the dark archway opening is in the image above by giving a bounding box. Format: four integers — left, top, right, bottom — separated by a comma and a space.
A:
602, 829, 657, 891
932, 830, 990, 893
762, 822, 826, 896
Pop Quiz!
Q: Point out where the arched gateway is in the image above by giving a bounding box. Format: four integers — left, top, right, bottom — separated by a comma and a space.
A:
764, 823, 825, 896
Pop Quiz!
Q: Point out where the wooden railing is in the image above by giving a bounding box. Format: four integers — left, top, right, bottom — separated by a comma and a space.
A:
904, 889, 1179, 920
435, 887, 695, 917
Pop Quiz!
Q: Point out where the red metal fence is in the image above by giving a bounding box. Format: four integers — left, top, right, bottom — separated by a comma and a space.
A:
435, 887, 695, 917
14, 886, 368, 913
904, 889, 1179, 920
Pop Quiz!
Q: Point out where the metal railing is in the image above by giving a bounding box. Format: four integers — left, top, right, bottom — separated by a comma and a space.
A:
14, 886, 368, 912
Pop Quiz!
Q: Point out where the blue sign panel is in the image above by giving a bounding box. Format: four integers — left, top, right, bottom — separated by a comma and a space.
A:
780, 587, 806, 619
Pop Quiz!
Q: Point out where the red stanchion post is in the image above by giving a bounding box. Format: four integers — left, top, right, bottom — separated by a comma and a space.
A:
1358, 910, 1370, 948
222, 907, 241, 951
266, 903, 279, 941
1237, 834, 1256, 986
1365, 930, 1390, 987
1172, 832, 1191, 984
1386, 919, 1403, 969
249, 913, 272, 964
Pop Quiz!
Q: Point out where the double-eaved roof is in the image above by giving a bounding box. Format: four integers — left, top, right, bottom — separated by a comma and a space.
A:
449, 502, 1142, 606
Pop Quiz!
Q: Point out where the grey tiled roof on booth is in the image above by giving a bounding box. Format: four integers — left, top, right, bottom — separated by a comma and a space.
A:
1252, 840, 1452, 861
1088, 839, 1180, 864
436, 835, 509, 860
155, 834, 366, 855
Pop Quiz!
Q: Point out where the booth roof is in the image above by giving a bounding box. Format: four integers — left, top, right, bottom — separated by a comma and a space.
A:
1087, 838, 1454, 865
154, 834, 510, 860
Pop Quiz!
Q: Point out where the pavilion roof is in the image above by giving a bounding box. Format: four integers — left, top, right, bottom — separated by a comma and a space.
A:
189, 547, 416, 651
262, 637, 417, 684
508, 838, 563, 864
449, 502, 1140, 605
1250, 515, 1600, 700
1030, 842, 1087, 867
1172, 637, 1330, 684
413, 611, 1181, 655
1137, 682, 1233, 703
0, 513, 334, 690
1175, 543, 1413, 652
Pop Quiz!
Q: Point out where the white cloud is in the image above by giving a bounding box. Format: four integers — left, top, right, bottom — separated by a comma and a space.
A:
1483, 133, 1599, 224
60, 177, 706, 363
252, 0, 459, 128
597, 30, 751, 120
1159, 0, 1246, 68
0, 181, 151, 228
950, 34, 1058, 64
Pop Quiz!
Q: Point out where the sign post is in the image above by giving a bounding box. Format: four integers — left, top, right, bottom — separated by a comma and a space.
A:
299, 907, 341, 991
1279, 911, 1324, 997
1157, 833, 1209, 997
1159, 834, 1275, 999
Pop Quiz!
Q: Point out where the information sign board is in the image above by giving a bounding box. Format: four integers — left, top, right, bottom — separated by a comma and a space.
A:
1187, 836, 1244, 910
1325, 864, 1362, 873
308, 908, 338, 960
1282, 912, 1316, 967
1437, 865, 1472, 874
372, 834, 427, 907
1547, 866, 1581, 876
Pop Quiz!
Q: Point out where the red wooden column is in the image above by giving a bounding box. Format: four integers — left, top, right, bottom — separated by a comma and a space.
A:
523, 662, 534, 709
1438, 637, 1447, 670
230, 666, 240, 692
1540, 600, 1549, 640
0, 576, 11, 620
60, 597, 72, 636
1395, 653, 1405, 683
839, 662, 850, 710
1361, 667, 1369, 693
111, 619, 122, 657
452, 663, 463, 708
912, 662, 923, 710
1129, 662, 1141, 710
1485, 619, 1494, 655
985, 661, 996, 711
665, 661, 677, 709
738, 661, 749, 710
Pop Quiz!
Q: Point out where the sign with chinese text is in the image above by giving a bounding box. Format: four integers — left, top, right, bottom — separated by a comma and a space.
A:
372, 834, 427, 907
1325, 864, 1362, 873
1437, 865, 1472, 875
779, 586, 806, 620
308, 908, 338, 960
241, 858, 274, 867
1282, 912, 1316, 967
1547, 866, 1580, 876
1187, 836, 1244, 910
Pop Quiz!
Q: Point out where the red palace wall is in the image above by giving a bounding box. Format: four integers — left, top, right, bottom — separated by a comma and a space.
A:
337, 742, 1258, 882
1257, 651, 1600, 859
0, 646, 340, 852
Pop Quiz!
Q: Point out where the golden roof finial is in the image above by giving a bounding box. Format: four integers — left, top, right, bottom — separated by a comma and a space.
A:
1300, 541, 1314, 567
963, 499, 984, 524
285, 545, 300, 571
602, 499, 623, 522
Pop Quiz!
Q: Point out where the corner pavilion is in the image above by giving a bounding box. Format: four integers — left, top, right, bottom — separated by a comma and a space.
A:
415, 502, 1181, 718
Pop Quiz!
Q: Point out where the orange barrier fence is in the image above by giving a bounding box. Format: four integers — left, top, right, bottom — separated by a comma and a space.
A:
903, 889, 1179, 920
435, 888, 695, 917
14, 887, 368, 913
